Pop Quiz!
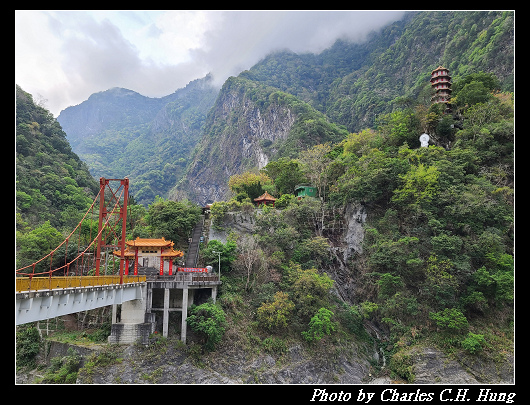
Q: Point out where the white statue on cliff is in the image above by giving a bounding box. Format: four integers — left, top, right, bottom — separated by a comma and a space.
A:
419, 133, 430, 148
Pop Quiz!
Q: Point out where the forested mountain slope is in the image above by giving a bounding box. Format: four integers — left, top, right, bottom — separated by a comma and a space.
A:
55, 11, 513, 207
15, 85, 99, 231
173, 11, 513, 204
326, 11, 514, 131
57, 76, 218, 204
192, 70, 514, 383
172, 76, 348, 205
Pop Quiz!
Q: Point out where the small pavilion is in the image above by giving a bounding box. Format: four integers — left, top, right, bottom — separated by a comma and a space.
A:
113, 237, 183, 276
253, 191, 277, 207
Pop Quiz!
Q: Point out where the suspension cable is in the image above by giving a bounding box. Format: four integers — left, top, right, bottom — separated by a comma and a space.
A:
16, 187, 123, 277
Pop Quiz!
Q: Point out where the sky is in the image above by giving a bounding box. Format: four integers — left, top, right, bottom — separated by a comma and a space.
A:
15, 10, 406, 116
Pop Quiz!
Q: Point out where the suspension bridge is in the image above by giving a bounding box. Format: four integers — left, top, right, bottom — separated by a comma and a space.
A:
16, 178, 221, 343
15, 178, 149, 325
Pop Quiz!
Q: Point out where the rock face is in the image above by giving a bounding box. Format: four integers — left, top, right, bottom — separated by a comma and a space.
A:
172, 76, 347, 206
407, 346, 513, 384
76, 341, 372, 384
326, 203, 367, 305
410, 347, 479, 384
172, 79, 296, 205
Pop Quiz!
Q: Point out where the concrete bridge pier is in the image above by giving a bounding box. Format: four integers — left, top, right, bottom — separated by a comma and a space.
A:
107, 284, 155, 345
108, 275, 221, 345
180, 287, 188, 343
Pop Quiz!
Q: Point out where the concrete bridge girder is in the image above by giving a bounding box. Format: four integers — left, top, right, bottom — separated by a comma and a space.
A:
15, 283, 145, 326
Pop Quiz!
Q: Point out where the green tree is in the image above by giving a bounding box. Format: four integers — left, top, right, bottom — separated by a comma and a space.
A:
376, 110, 420, 146
186, 302, 227, 351
262, 158, 307, 195
452, 72, 500, 95
461, 332, 487, 354
202, 239, 237, 273
302, 307, 337, 342
288, 264, 334, 320
16, 221, 64, 271
377, 273, 403, 298
228, 171, 273, 201
292, 236, 330, 269
16, 325, 41, 370
299, 143, 332, 200
392, 164, 440, 207
146, 197, 201, 247
472, 254, 513, 304
256, 291, 295, 332
454, 81, 492, 107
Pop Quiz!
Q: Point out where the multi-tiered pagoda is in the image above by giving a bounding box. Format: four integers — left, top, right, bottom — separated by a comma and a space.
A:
431, 66, 452, 104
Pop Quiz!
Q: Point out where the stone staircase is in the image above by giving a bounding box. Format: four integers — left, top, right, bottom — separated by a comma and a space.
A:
185, 215, 205, 268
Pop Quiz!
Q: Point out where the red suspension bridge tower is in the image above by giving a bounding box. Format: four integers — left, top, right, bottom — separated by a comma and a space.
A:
95, 178, 129, 282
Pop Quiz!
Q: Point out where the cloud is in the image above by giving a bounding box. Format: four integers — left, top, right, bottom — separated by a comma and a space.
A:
191, 10, 405, 85
15, 10, 405, 116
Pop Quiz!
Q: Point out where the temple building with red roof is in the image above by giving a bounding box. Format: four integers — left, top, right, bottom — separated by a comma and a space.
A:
113, 237, 183, 276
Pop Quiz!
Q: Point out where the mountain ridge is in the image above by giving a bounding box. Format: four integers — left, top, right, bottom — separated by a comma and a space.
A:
58, 75, 219, 203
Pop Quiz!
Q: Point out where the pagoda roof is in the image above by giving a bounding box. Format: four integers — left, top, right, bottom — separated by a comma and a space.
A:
125, 237, 174, 248
431, 65, 449, 75
253, 191, 277, 202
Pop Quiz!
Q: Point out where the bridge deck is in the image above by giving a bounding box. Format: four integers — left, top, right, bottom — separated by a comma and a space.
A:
16, 275, 146, 293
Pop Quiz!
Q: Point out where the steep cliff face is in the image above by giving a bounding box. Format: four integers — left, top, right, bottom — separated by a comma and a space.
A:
326, 203, 368, 305
173, 77, 347, 205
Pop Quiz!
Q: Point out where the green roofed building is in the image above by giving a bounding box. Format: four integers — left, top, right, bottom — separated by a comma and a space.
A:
294, 185, 317, 199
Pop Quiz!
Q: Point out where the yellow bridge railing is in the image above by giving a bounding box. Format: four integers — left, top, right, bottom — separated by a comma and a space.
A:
16, 275, 146, 293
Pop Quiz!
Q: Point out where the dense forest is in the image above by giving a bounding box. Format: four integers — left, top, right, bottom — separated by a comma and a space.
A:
16, 85, 99, 230
57, 11, 514, 207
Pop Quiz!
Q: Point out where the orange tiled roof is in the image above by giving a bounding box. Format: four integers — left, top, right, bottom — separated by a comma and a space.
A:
111, 248, 136, 257
112, 246, 183, 257
161, 248, 184, 257
125, 237, 174, 248
254, 191, 277, 202
431, 65, 449, 75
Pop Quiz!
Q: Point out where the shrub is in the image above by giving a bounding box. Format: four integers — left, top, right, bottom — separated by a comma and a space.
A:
288, 265, 334, 320
257, 291, 295, 332
261, 337, 287, 355
360, 301, 379, 319
41, 348, 81, 384
390, 350, 415, 383
16, 325, 41, 370
340, 305, 366, 337
429, 308, 469, 333
377, 273, 403, 298
461, 332, 486, 354
302, 308, 337, 343
186, 302, 227, 351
